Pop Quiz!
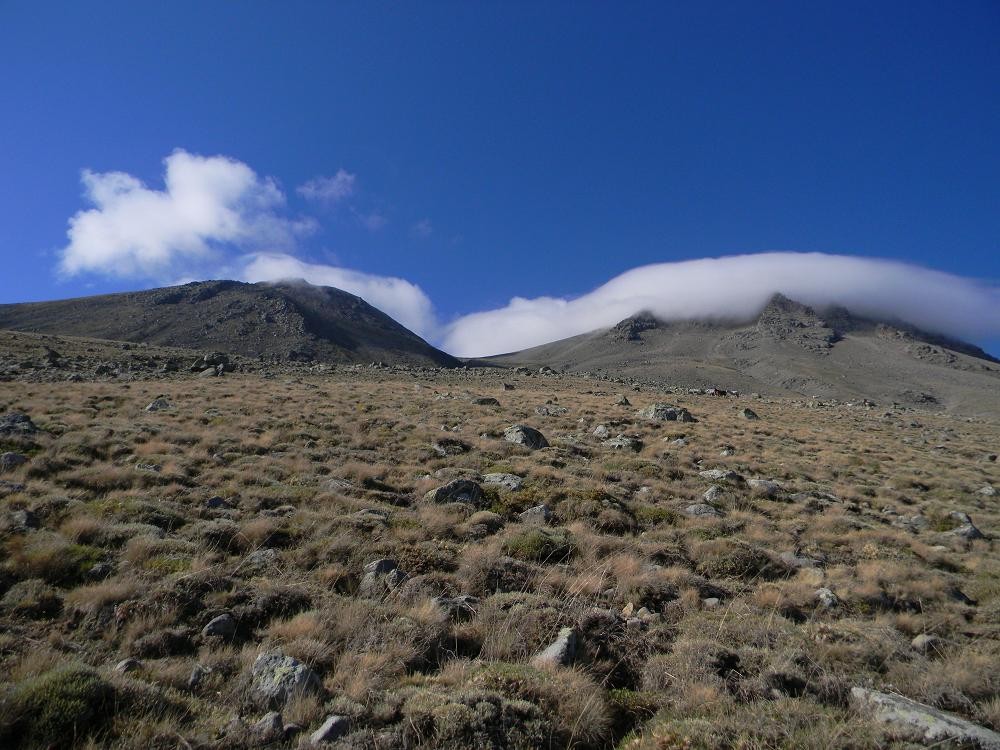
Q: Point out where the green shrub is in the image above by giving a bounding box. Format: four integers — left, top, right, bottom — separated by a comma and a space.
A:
503, 527, 575, 563
1, 666, 114, 748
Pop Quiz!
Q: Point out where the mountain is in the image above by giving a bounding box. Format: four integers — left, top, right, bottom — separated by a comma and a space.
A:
0, 280, 458, 368
485, 293, 1000, 415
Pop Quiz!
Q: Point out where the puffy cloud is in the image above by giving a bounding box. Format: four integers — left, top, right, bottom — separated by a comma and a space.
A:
59, 150, 312, 278
239, 253, 437, 339
441, 253, 1000, 357
297, 169, 356, 204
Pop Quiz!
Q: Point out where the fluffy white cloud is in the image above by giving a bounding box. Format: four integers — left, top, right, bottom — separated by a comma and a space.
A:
442, 253, 1000, 357
60, 150, 312, 278
297, 170, 356, 204
239, 253, 437, 339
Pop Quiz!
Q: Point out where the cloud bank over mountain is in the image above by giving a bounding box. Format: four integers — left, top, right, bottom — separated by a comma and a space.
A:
56, 151, 999, 355
441, 253, 1000, 356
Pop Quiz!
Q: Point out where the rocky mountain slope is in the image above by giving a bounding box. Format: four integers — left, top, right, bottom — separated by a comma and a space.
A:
486, 294, 1000, 416
0, 280, 458, 368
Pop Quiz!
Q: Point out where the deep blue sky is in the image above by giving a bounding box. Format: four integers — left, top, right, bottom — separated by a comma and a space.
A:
1, 1, 998, 351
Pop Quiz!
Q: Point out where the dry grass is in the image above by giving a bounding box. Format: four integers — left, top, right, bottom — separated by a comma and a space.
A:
0, 365, 997, 748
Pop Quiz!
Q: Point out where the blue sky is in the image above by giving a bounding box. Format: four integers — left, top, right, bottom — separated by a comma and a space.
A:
0, 1, 997, 355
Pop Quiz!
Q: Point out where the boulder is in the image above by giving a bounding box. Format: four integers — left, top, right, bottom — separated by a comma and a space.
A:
851, 687, 1000, 748
144, 398, 172, 412
472, 397, 500, 406
518, 504, 552, 525
740, 408, 760, 420
698, 469, 745, 483
0, 412, 38, 436
592, 424, 610, 439
503, 424, 549, 450
748, 479, 782, 498
685, 503, 723, 518
423, 479, 486, 507
250, 652, 322, 708
0, 452, 28, 473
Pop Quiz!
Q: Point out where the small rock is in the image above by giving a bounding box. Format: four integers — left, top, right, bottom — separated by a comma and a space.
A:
482, 473, 524, 491
685, 503, 723, 518
518, 504, 552, 525
0, 412, 38, 436
252, 711, 285, 742
0, 452, 28, 473
615, 395, 631, 406
202, 613, 236, 638
703, 485, 726, 503
815, 588, 839, 608
205, 495, 233, 509
364, 558, 398, 575
144, 398, 172, 412
531, 627, 577, 667
911, 633, 945, 655
702, 597, 721, 609
638, 403, 696, 422
431, 438, 469, 457
698, 469, 745, 483
740, 408, 760, 420
780, 551, 820, 569
473, 397, 500, 406
592, 424, 610, 439
602, 435, 643, 452
188, 663, 211, 691
976, 484, 996, 497
310, 715, 351, 745
504, 424, 549, 450
423, 479, 486, 507
851, 687, 1000, 748
748, 479, 782, 498
114, 657, 142, 674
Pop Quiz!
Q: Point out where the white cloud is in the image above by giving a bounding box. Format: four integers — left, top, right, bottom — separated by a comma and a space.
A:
297, 170, 356, 204
441, 253, 1000, 357
59, 149, 311, 278
239, 253, 437, 339
410, 218, 433, 238
355, 209, 387, 231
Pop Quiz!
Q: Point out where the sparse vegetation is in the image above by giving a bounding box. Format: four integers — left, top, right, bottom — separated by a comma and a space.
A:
0, 339, 998, 748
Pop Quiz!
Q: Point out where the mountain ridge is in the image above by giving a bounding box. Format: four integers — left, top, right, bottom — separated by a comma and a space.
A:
0, 279, 458, 368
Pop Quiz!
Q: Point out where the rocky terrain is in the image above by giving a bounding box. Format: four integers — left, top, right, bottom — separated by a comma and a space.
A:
0, 330, 998, 749
0, 280, 458, 368
487, 294, 1000, 417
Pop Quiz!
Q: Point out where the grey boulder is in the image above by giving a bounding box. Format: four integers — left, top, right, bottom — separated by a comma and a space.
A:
851, 687, 1000, 748
250, 652, 322, 708
504, 424, 549, 450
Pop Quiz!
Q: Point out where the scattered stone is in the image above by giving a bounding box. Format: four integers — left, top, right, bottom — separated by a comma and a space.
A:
0, 452, 28, 473
433, 594, 480, 619
911, 634, 945, 656
504, 424, 549, 450
310, 715, 351, 745
252, 711, 285, 743
592, 424, 610, 439
615, 395, 631, 406
188, 663, 212, 691
685, 503, 723, 518
359, 559, 408, 597
503, 383, 515, 391
423, 479, 486, 507
242, 548, 280, 572
144, 397, 171, 412
740, 408, 760, 420
0, 480, 26, 498
472, 397, 500, 406
431, 438, 469, 457
671, 438, 687, 446
638, 403, 696, 422
977, 484, 996, 497
0, 412, 38, 437
535, 404, 568, 416
205, 495, 233, 509
780, 551, 820, 569
703, 485, 726, 503
364, 558, 398, 575
748, 479, 782, 498
850, 687, 1000, 748
815, 588, 839, 608
202, 613, 237, 639
947, 512, 986, 541
602, 435, 643, 452
135, 462, 161, 473
698, 469, 745, 483
531, 626, 577, 667
482, 473, 524, 491
250, 652, 322, 708
518, 504, 552, 525
702, 597, 721, 609
719, 445, 736, 456
114, 658, 142, 674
